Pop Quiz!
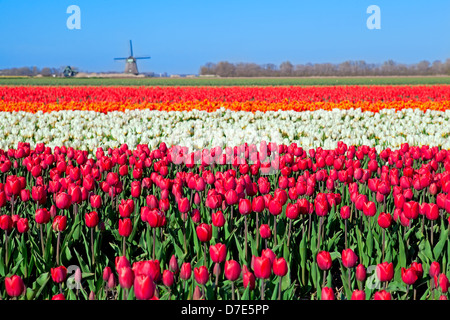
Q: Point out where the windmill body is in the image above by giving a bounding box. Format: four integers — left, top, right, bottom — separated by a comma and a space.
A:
114, 40, 150, 75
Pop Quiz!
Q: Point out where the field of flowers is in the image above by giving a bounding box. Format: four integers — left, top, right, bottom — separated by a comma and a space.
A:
0, 85, 449, 300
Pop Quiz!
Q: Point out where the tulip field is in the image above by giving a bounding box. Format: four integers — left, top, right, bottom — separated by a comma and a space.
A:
0, 84, 450, 301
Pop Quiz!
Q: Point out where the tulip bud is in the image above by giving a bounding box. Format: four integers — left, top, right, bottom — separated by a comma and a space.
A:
351, 289, 366, 300
316, 251, 332, 271
5, 275, 25, 297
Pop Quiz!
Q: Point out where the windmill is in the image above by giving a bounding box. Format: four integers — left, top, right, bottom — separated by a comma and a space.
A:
114, 40, 150, 75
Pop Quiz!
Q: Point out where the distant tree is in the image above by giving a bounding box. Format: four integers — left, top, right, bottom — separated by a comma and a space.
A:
279, 61, 294, 76
41, 67, 52, 77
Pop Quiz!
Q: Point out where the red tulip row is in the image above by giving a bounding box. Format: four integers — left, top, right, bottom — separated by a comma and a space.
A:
0, 140, 449, 300
2, 85, 450, 103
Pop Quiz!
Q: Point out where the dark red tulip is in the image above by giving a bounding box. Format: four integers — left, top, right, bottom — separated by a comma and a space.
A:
238, 198, 252, 215
340, 205, 351, 219
252, 196, 265, 213
106, 172, 119, 187
103, 266, 112, 282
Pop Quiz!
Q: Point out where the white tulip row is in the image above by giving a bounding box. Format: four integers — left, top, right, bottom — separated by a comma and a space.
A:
1, 108, 449, 153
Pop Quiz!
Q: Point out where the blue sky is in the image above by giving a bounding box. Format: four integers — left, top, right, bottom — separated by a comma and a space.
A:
0, 0, 449, 74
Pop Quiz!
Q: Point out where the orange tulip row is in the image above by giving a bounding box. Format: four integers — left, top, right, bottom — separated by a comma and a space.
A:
1, 100, 450, 114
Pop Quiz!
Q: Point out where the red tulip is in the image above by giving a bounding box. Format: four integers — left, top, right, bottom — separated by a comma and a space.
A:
194, 266, 209, 285
103, 266, 112, 282
119, 218, 132, 237
35, 208, 50, 224
210, 243, 227, 263
253, 256, 271, 279
85, 211, 99, 228
252, 196, 265, 213
243, 271, 256, 290
55, 192, 71, 210
273, 257, 288, 277
340, 205, 351, 219
90, 194, 102, 209
224, 260, 241, 281
316, 251, 332, 271
133, 274, 155, 300
196, 223, 212, 242
162, 270, 174, 287
51, 266, 68, 283
238, 198, 252, 215
52, 293, 65, 300
16, 217, 29, 233
351, 289, 366, 300
356, 264, 367, 282
377, 212, 392, 229
0, 214, 12, 232
373, 290, 391, 300
342, 248, 358, 268
106, 172, 119, 186
178, 197, 191, 213
180, 262, 192, 280
321, 287, 335, 300
212, 211, 225, 227
436, 273, 449, 293
429, 261, 441, 278
119, 199, 134, 218
5, 275, 25, 297
52, 215, 67, 232
259, 224, 272, 239
118, 266, 135, 289
401, 267, 418, 286
376, 262, 394, 282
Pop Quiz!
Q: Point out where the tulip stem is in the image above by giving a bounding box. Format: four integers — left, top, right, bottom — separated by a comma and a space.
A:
273, 216, 277, 247
287, 219, 292, 249
308, 214, 312, 241
317, 216, 323, 251
256, 212, 259, 251
231, 281, 235, 300
382, 228, 385, 262
183, 220, 187, 254
260, 280, 265, 300
323, 270, 327, 287
153, 228, 156, 260
244, 216, 248, 261
91, 227, 95, 266
56, 231, 61, 265
4, 231, 8, 268
430, 221, 434, 246
347, 268, 352, 296
122, 236, 126, 257
344, 220, 348, 249
39, 224, 45, 257
10, 195, 14, 216
203, 243, 207, 266
278, 277, 282, 300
